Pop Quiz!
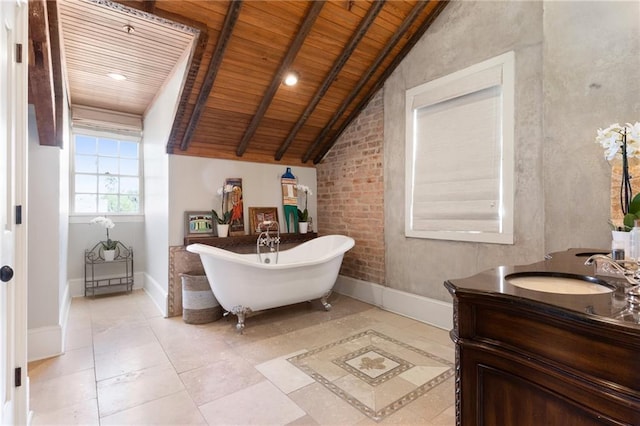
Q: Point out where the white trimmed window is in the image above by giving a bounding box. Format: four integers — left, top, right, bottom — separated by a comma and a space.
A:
405, 51, 514, 244
70, 106, 144, 215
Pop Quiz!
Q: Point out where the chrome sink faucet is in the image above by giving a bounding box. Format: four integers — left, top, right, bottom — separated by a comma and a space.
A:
584, 254, 640, 285
585, 254, 640, 319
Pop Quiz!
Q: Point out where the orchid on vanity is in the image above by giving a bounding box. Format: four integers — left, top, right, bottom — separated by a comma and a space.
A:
596, 122, 640, 230
90, 216, 118, 250
296, 184, 312, 222
212, 184, 233, 224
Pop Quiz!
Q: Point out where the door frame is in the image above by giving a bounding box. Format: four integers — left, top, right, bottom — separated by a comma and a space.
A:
1, 0, 29, 424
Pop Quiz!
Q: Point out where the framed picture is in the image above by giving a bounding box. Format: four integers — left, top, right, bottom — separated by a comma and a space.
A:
249, 207, 279, 235
184, 211, 214, 237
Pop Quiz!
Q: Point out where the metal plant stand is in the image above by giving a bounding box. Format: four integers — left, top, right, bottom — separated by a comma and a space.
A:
84, 241, 134, 297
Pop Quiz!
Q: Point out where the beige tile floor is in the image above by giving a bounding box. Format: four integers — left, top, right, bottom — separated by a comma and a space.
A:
28, 290, 455, 425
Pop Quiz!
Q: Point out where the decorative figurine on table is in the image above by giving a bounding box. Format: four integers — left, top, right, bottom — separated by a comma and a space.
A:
281, 167, 298, 233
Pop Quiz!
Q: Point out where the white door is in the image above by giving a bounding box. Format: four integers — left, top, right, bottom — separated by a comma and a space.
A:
1, 0, 29, 424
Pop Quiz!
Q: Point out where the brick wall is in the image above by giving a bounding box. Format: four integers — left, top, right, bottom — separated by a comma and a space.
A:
316, 90, 385, 285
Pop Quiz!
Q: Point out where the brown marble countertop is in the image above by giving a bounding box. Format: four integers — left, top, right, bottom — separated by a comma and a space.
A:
445, 248, 640, 330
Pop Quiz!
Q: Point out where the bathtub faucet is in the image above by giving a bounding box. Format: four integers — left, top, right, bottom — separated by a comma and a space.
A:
257, 220, 280, 264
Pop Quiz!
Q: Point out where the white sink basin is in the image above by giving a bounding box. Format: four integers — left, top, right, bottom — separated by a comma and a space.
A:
506, 274, 613, 295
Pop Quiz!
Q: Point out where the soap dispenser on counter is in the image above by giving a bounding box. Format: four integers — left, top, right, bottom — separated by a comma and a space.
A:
630, 220, 640, 260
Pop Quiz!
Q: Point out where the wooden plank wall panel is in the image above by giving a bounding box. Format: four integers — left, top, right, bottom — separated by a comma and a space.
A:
45, 0, 449, 163
58, 0, 195, 115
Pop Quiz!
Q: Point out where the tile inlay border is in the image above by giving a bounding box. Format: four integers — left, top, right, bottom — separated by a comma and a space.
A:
288, 329, 454, 422
333, 345, 413, 386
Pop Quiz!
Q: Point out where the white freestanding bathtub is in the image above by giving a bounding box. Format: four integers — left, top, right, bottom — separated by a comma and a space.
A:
186, 234, 355, 331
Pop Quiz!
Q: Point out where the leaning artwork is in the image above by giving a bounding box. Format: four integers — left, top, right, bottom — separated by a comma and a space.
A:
184, 211, 214, 237
225, 178, 244, 236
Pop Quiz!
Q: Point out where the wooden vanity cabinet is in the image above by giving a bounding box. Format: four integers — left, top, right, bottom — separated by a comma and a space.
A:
447, 289, 640, 426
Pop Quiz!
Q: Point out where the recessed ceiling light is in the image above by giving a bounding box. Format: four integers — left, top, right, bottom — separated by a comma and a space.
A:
283, 71, 299, 86
107, 73, 127, 81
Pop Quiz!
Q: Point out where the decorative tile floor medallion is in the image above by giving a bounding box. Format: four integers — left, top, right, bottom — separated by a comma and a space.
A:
334, 345, 413, 386
288, 329, 454, 422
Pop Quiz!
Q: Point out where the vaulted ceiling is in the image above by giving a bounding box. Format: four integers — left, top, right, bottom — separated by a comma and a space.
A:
29, 0, 448, 165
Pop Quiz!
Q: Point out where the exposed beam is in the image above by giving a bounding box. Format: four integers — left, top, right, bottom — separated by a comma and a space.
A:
235, 1, 325, 157
313, 0, 450, 164
275, 0, 386, 161
162, 18, 209, 154
302, 0, 429, 163
28, 0, 57, 147
142, 0, 156, 13
179, 0, 243, 151
120, 2, 209, 154
47, 0, 64, 148
165, 32, 206, 154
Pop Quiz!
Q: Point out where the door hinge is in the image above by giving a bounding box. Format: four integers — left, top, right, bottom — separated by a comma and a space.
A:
15, 367, 21, 387
16, 43, 22, 64
15, 205, 22, 225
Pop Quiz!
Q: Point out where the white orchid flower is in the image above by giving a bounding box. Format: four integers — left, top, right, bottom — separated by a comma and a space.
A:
627, 122, 640, 142
90, 216, 116, 247
295, 184, 312, 195
596, 122, 640, 160
216, 185, 233, 196
90, 216, 115, 229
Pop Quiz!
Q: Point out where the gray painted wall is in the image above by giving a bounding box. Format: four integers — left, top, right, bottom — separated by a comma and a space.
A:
543, 1, 640, 252
384, 1, 638, 302
28, 107, 64, 328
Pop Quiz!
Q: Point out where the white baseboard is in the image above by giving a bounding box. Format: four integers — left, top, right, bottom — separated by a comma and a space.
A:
28, 325, 63, 362
334, 275, 453, 330
143, 273, 168, 318
59, 282, 72, 352
27, 283, 73, 362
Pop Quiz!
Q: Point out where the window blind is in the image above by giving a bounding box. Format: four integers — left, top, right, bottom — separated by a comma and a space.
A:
411, 86, 503, 232
405, 51, 514, 244
71, 105, 143, 137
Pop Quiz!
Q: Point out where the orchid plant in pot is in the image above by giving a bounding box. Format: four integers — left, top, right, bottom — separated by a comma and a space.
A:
296, 184, 312, 233
90, 216, 117, 260
212, 184, 233, 237
596, 122, 640, 231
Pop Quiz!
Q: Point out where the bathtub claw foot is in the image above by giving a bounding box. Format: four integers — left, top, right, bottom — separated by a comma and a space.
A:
321, 291, 332, 311
230, 306, 252, 334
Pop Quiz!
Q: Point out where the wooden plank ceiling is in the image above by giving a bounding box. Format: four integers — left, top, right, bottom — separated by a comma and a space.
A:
39, 0, 448, 165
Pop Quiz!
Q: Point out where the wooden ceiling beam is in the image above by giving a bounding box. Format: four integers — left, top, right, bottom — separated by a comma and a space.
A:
274, 0, 386, 161
47, 0, 64, 148
156, 12, 209, 154
313, 0, 450, 164
235, 1, 325, 157
179, 0, 243, 151
165, 29, 207, 154
28, 0, 59, 147
302, 0, 429, 163
142, 0, 156, 13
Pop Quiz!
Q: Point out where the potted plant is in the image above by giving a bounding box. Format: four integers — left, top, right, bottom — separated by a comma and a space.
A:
90, 216, 118, 261
296, 184, 312, 234
596, 122, 640, 257
623, 193, 640, 230
212, 184, 233, 237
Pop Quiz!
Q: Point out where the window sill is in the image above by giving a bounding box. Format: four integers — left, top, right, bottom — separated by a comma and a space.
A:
69, 214, 144, 224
